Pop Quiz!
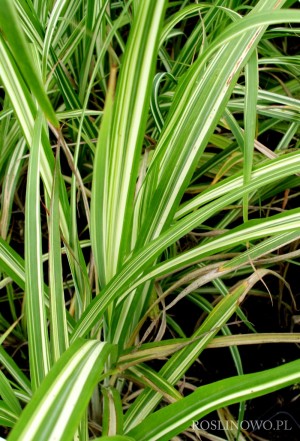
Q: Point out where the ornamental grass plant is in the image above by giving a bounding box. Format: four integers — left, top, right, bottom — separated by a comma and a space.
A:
0, 0, 300, 440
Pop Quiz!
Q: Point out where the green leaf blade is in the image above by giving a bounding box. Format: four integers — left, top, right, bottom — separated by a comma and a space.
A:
7, 340, 116, 441
25, 113, 50, 391
127, 358, 300, 441
0, 0, 58, 127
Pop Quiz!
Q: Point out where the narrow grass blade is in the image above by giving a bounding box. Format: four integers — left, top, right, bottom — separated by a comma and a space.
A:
176, 150, 300, 218
102, 387, 124, 437
0, 35, 70, 240
0, 238, 76, 332
124, 365, 182, 403
124, 270, 271, 429
0, 139, 26, 240
0, 370, 22, 416
0, 35, 36, 143
91, 67, 116, 290
93, 0, 167, 284
48, 147, 69, 363
243, 50, 258, 222
0, 401, 18, 428
25, 113, 50, 390
94, 437, 135, 441
78, 0, 109, 101
126, 358, 300, 441
118, 339, 207, 368
41, 0, 67, 80
0, 239, 26, 291
207, 333, 300, 348
0, 346, 31, 397
7, 339, 116, 441
0, 0, 58, 126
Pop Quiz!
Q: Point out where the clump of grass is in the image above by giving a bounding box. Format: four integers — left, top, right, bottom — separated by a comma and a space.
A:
0, 0, 300, 440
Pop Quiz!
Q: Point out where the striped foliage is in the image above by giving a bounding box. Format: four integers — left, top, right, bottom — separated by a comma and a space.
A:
0, 0, 300, 439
